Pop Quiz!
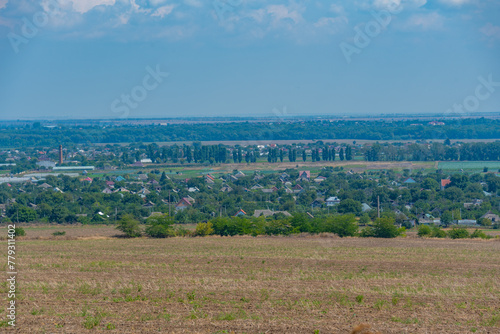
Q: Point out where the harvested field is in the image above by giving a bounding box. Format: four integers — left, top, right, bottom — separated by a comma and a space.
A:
1, 235, 499, 333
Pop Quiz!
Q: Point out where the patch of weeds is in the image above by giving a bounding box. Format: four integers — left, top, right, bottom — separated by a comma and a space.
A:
77, 283, 101, 296
119, 287, 132, 295
215, 312, 237, 321
355, 295, 364, 304
404, 297, 414, 309
106, 323, 116, 330
83, 315, 101, 329
187, 291, 196, 301
484, 315, 500, 327
158, 312, 171, 321
240, 297, 250, 303
31, 308, 45, 315
402, 318, 419, 324
260, 289, 270, 301
373, 299, 387, 310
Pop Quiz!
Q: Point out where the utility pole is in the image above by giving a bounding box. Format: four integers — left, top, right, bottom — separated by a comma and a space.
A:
377, 196, 380, 219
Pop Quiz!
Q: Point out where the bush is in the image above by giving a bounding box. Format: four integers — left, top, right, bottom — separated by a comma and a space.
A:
417, 225, 432, 237
52, 231, 66, 236
116, 214, 142, 238
145, 214, 175, 238
372, 218, 400, 238
359, 226, 375, 238
265, 219, 293, 236
14, 227, 26, 237
447, 227, 470, 239
328, 215, 358, 237
470, 229, 490, 239
477, 218, 492, 227
431, 226, 447, 238
194, 222, 214, 237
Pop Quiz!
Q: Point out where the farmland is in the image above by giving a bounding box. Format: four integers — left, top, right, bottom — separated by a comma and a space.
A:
2, 231, 499, 333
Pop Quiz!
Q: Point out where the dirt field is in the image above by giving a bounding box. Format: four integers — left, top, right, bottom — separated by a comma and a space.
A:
1, 233, 499, 333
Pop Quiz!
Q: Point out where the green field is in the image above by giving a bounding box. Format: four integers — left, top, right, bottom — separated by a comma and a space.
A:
438, 161, 500, 171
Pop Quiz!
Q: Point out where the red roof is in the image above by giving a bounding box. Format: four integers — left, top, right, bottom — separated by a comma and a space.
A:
235, 209, 247, 216
441, 179, 451, 188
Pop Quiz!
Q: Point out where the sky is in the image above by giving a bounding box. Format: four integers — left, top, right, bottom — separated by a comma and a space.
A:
0, 0, 499, 120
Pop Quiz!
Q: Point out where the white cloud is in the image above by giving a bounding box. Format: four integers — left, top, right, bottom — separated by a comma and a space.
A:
357, 0, 426, 11
266, 4, 303, 24
61, 0, 116, 14
329, 4, 345, 15
314, 16, 348, 34
405, 12, 443, 30
480, 23, 500, 40
438, 0, 472, 6
149, 0, 168, 5
0, 0, 8, 10
151, 4, 174, 18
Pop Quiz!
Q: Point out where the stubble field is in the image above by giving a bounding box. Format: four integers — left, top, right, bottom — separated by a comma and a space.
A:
1, 234, 499, 333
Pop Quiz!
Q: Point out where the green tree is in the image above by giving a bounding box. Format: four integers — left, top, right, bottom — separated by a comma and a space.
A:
194, 222, 215, 236
441, 211, 453, 227
372, 217, 400, 238
116, 214, 142, 238
417, 225, 431, 237
329, 214, 358, 237
337, 199, 362, 215
145, 214, 175, 238
448, 227, 469, 239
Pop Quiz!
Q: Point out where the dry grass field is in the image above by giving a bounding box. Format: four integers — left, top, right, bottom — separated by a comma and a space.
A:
1, 232, 499, 333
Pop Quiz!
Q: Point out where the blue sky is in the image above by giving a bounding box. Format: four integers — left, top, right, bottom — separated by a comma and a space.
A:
0, 0, 499, 120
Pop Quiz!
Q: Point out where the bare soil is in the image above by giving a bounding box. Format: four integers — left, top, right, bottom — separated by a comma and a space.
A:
1, 233, 499, 333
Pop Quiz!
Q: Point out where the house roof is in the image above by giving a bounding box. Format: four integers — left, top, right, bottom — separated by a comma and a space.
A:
441, 179, 452, 188
253, 210, 292, 218
176, 198, 193, 207
235, 209, 247, 216
299, 171, 311, 178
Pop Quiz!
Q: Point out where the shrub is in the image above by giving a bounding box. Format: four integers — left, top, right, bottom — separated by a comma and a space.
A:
372, 218, 400, 238
477, 218, 492, 227
14, 227, 26, 237
431, 226, 447, 238
470, 229, 490, 239
417, 225, 432, 237
264, 219, 292, 236
52, 231, 66, 236
116, 214, 142, 238
145, 214, 175, 238
173, 225, 191, 237
329, 214, 358, 237
194, 222, 214, 237
359, 226, 375, 238
448, 227, 470, 239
